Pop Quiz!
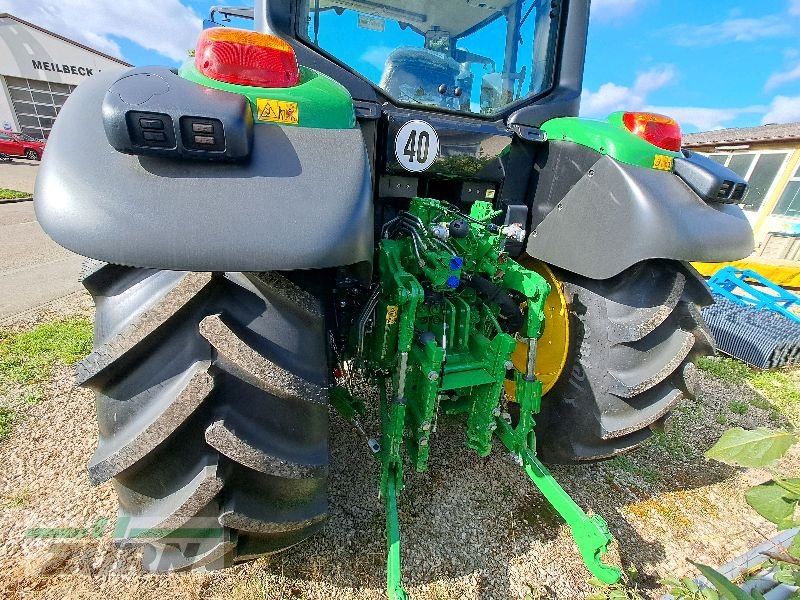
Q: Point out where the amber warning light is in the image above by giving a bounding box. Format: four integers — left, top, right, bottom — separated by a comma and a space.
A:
622, 112, 682, 152
195, 28, 300, 89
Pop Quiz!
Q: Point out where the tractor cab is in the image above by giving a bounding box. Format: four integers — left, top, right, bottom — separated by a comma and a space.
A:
201, 0, 572, 213
209, 0, 560, 118
300, 0, 556, 116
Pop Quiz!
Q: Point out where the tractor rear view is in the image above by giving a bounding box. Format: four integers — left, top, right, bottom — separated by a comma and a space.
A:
34, 0, 754, 597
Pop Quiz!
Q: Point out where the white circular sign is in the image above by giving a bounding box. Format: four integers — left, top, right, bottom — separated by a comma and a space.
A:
394, 120, 439, 173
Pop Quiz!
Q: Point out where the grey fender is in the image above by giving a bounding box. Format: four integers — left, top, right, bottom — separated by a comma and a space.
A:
525, 147, 754, 280
34, 70, 373, 272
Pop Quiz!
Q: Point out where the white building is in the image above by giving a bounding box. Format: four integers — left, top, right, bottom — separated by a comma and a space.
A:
0, 13, 130, 139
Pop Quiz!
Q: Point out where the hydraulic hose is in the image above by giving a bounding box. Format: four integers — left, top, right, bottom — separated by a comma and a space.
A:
465, 275, 524, 334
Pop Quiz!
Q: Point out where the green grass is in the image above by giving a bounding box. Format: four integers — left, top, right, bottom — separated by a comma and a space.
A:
647, 401, 703, 459
0, 318, 93, 442
0, 318, 93, 387
749, 370, 800, 426
695, 356, 752, 385
0, 188, 29, 200
607, 456, 662, 485
650, 429, 694, 460
728, 401, 749, 415
697, 357, 800, 427
0, 407, 14, 442
749, 395, 771, 410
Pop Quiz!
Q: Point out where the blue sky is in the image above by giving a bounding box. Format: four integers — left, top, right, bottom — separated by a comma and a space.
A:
581, 0, 800, 130
2, 0, 799, 132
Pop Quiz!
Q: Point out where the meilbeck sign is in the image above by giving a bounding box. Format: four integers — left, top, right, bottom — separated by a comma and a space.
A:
31, 59, 95, 76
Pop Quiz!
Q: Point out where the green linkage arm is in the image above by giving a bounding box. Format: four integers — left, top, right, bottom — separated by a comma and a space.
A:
495, 419, 622, 585
500, 261, 549, 340
385, 466, 409, 600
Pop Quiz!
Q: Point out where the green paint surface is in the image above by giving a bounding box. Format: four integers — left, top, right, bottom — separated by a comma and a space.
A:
178, 60, 356, 129
541, 111, 681, 170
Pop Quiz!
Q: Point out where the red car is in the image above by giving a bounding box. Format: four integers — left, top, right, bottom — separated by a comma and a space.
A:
0, 131, 45, 160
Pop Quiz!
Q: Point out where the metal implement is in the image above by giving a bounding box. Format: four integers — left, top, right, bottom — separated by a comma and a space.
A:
704, 267, 800, 368
703, 294, 800, 369
336, 197, 621, 598
708, 266, 800, 323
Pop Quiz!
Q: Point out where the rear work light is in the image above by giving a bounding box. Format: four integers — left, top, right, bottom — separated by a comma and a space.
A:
622, 112, 682, 152
195, 28, 300, 88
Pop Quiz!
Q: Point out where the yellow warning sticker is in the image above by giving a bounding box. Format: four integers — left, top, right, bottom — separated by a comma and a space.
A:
255, 98, 299, 125
653, 154, 674, 171
386, 305, 399, 325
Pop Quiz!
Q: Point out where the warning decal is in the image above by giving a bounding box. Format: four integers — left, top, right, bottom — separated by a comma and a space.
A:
256, 98, 299, 125
653, 154, 674, 171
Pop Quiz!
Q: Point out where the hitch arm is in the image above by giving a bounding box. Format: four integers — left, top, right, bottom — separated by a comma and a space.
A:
495, 418, 622, 585
378, 377, 410, 600
385, 467, 409, 600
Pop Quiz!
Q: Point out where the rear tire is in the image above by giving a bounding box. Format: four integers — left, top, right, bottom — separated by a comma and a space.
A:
78, 262, 329, 570
536, 260, 714, 463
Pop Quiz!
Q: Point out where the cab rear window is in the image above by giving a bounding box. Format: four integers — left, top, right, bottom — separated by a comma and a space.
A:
298, 0, 559, 116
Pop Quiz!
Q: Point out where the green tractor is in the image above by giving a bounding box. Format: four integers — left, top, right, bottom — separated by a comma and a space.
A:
34, 0, 753, 596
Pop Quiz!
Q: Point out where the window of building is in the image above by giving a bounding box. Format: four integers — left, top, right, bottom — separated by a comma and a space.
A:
2, 76, 76, 140
727, 153, 756, 178
706, 151, 790, 212
774, 161, 800, 218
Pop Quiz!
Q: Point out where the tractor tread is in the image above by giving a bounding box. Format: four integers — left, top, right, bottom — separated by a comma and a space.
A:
605, 264, 686, 344
81, 263, 329, 570
115, 457, 223, 543
219, 509, 327, 535
570, 428, 653, 461
251, 272, 325, 320
76, 272, 214, 385
199, 314, 326, 404
599, 386, 683, 439
679, 302, 716, 358
607, 323, 695, 398
88, 363, 214, 485
206, 412, 328, 479
141, 523, 236, 572
538, 260, 714, 463
234, 526, 327, 561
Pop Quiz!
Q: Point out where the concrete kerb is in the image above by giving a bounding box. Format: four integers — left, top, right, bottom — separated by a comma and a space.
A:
0, 196, 33, 204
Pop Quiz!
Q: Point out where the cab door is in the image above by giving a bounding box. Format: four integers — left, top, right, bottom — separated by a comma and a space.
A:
0, 132, 23, 156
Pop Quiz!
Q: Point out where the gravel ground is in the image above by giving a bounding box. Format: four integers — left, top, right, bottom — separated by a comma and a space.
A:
0, 294, 798, 600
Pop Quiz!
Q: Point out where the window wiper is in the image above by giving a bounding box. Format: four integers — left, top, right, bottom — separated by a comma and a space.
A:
519, 2, 535, 29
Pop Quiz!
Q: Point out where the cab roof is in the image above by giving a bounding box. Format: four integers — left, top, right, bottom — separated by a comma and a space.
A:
211, 0, 517, 38
317, 0, 515, 37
